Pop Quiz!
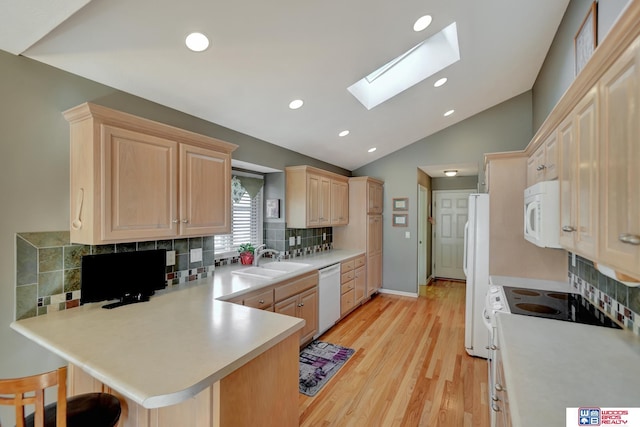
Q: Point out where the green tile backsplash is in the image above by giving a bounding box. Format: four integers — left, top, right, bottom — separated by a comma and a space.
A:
15, 232, 217, 321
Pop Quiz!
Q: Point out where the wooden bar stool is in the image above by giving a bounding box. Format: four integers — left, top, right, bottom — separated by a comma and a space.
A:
0, 366, 121, 427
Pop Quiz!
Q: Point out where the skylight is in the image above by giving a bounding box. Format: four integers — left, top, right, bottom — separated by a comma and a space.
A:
347, 22, 460, 110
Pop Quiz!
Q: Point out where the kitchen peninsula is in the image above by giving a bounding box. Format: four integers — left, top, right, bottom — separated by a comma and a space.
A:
10, 249, 362, 427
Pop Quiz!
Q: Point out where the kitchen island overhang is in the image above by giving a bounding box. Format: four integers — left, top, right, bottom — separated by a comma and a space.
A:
10, 278, 304, 410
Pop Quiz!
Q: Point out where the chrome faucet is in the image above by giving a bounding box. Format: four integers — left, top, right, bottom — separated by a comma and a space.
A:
253, 245, 281, 266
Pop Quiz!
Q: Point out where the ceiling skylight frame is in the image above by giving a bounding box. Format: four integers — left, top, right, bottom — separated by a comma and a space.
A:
348, 22, 460, 110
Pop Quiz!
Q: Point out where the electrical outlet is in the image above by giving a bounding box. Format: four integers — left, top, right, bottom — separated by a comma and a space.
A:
166, 250, 176, 266
323, 232, 326, 241
296, 235, 301, 245
190, 248, 203, 262
289, 236, 296, 246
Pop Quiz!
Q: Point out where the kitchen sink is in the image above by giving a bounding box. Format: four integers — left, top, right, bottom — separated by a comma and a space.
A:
258, 261, 311, 272
231, 262, 312, 279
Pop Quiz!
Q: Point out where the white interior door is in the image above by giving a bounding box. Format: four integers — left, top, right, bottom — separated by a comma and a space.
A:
418, 185, 429, 286
433, 190, 473, 280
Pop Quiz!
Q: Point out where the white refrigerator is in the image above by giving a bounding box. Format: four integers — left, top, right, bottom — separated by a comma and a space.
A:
463, 193, 490, 359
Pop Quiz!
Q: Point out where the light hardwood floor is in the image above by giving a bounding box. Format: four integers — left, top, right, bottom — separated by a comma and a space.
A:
299, 280, 490, 427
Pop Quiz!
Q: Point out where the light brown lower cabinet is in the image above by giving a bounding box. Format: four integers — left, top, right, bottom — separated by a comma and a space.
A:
275, 286, 318, 345
67, 332, 300, 427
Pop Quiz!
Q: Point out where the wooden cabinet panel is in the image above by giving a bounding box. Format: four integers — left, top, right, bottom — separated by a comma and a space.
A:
65, 102, 237, 245
340, 290, 355, 316
243, 288, 275, 310
331, 179, 349, 225
367, 181, 383, 214
558, 88, 598, 258
102, 125, 178, 242
527, 132, 558, 186
599, 40, 640, 277
275, 286, 318, 345
285, 165, 348, 228
354, 265, 366, 304
367, 252, 382, 296
274, 271, 317, 302
179, 144, 231, 236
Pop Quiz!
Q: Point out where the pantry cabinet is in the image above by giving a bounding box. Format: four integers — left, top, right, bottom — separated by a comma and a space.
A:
598, 38, 640, 278
285, 165, 349, 228
558, 87, 599, 258
334, 177, 384, 296
64, 103, 237, 245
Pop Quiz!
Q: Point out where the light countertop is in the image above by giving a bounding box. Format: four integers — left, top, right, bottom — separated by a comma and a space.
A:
496, 313, 640, 427
10, 249, 363, 409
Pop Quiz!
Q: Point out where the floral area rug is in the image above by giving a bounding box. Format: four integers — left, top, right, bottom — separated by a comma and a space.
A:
299, 340, 355, 397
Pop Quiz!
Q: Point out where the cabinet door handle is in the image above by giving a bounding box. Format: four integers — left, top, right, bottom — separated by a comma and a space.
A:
492, 404, 501, 412
536, 164, 546, 171
181, 219, 189, 224
619, 233, 640, 245
495, 384, 504, 392
259, 299, 264, 304
172, 219, 179, 224
562, 225, 575, 232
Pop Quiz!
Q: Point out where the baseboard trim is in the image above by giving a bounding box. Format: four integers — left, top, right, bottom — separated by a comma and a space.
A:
378, 288, 419, 298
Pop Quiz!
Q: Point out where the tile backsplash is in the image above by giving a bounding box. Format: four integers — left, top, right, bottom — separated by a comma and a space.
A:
15, 232, 216, 320
568, 253, 640, 335
15, 228, 334, 320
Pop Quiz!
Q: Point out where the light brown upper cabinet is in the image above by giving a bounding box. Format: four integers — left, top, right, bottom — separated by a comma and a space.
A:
367, 180, 384, 214
285, 165, 349, 228
64, 103, 237, 245
558, 87, 599, 259
598, 38, 640, 278
527, 131, 558, 186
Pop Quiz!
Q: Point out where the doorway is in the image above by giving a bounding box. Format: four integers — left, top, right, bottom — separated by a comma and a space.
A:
418, 184, 430, 287
432, 190, 473, 280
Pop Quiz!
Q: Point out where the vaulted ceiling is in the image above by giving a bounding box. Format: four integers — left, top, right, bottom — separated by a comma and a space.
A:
1, 0, 569, 171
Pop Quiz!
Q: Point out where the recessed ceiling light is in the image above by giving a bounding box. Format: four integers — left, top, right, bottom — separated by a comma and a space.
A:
434, 77, 447, 87
444, 170, 458, 177
185, 32, 209, 52
413, 15, 433, 32
339, 130, 350, 137
444, 109, 455, 117
368, 147, 377, 153
289, 99, 304, 110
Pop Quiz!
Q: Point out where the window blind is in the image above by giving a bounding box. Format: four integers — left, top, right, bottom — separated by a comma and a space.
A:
214, 187, 263, 256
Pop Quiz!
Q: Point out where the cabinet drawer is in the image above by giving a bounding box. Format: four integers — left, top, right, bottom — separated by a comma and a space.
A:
354, 255, 366, 268
341, 280, 355, 294
341, 289, 355, 315
341, 270, 355, 283
274, 271, 318, 302
244, 289, 275, 309
341, 260, 355, 273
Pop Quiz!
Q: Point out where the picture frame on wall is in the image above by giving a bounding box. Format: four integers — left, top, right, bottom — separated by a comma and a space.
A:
393, 197, 409, 211
266, 199, 280, 219
575, 1, 597, 76
392, 213, 408, 227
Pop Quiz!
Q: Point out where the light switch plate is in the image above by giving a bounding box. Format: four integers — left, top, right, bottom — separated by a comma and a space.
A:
289, 236, 296, 246
323, 232, 326, 241
166, 250, 176, 266
405, 231, 411, 239
296, 236, 301, 245
190, 248, 203, 262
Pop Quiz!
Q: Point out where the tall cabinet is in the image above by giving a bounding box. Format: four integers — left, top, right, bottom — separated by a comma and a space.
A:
334, 177, 384, 297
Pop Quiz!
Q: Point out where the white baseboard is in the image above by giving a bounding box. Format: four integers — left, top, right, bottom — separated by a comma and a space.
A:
378, 288, 418, 298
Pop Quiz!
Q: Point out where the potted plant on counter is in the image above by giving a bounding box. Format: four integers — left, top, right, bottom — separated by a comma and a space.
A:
238, 243, 255, 265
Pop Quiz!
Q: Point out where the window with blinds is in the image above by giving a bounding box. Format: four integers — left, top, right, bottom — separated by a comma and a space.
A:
214, 187, 263, 256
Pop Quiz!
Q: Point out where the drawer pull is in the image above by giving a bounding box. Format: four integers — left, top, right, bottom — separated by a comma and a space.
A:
492, 404, 501, 412
495, 384, 504, 392
562, 225, 575, 232
536, 164, 546, 171
259, 299, 265, 304
619, 233, 640, 245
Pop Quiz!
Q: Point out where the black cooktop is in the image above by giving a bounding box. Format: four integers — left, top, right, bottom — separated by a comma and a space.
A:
502, 286, 622, 329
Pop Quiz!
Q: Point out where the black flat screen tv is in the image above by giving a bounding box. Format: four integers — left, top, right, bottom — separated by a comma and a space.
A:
80, 249, 167, 309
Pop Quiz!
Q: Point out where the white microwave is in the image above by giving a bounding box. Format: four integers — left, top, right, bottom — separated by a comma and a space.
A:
523, 180, 561, 248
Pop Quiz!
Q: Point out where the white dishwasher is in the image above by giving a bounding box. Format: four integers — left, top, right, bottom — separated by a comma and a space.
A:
316, 263, 341, 338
